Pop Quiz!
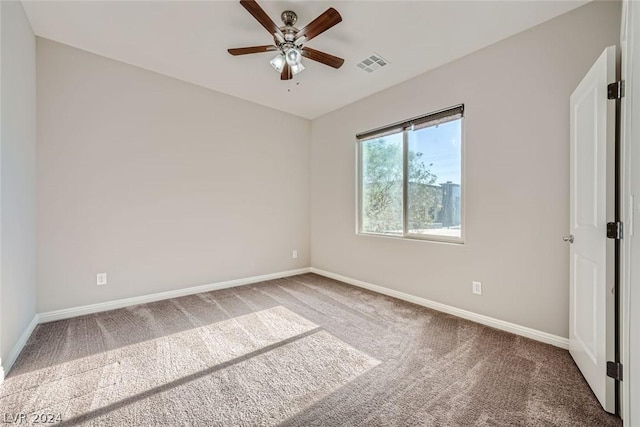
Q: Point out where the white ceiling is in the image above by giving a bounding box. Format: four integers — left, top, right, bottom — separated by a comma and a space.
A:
22, 0, 588, 119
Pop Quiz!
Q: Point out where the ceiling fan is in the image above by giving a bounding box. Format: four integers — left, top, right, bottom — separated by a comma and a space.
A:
228, 0, 344, 80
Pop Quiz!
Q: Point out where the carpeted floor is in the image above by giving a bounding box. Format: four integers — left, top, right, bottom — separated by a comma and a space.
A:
0, 273, 621, 426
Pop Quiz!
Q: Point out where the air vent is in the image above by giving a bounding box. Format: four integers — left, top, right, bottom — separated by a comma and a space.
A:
356, 54, 389, 73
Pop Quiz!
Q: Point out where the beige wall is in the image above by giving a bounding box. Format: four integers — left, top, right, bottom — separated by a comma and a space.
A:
37, 39, 310, 313
310, 1, 621, 338
1, 1, 37, 372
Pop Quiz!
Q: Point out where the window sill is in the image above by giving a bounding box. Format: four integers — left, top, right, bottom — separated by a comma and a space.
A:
356, 231, 465, 245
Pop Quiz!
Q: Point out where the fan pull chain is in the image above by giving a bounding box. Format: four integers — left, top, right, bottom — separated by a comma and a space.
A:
287, 80, 300, 93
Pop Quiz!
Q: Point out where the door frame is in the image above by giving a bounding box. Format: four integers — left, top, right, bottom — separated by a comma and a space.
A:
620, 0, 636, 424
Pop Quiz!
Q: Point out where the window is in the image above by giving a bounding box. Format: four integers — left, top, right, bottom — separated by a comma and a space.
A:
357, 105, 464, 243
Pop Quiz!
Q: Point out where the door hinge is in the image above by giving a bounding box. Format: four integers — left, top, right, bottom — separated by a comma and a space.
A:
607, 81, 625, 99
607, 361, 623, 381
607, 222, 623, 239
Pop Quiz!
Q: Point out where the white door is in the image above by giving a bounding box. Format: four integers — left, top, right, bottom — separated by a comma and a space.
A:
569, 45, 616, 414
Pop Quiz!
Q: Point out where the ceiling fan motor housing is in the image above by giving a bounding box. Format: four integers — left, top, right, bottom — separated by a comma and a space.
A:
280, 11, 299, 42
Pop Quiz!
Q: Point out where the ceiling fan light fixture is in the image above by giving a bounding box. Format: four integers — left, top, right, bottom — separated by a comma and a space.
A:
291, 62, 305, 75
285, 47, 302, 66
270, 54, 285, 72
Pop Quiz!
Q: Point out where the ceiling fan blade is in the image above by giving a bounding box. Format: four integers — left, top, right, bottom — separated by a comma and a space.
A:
281, 63, 292, 80
240, 0, 283, 38
295, 8, 342, 43
301, 47, 344, 69
228, 45, 278, 56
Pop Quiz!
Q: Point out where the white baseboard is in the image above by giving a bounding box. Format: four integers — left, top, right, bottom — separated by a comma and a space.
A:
310, 268, 569, 350
0, 314, 40, 382
39, 268, 311, 323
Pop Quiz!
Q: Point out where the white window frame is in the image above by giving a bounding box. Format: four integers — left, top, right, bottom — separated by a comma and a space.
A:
356, 105, 465, 244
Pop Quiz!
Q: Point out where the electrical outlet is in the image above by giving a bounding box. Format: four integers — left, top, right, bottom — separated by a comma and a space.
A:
97, 273, 107, 286
292, 250, 298, 259
472, 281, 482, 295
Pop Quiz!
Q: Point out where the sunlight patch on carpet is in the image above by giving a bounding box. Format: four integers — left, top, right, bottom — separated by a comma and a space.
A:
86, 330, 380, 425
0, 306, 326, 419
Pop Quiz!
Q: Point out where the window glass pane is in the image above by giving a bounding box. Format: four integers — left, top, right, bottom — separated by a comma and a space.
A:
361, 133, 404, 235
407, 119, 462, 238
